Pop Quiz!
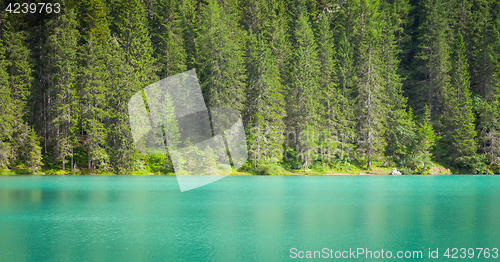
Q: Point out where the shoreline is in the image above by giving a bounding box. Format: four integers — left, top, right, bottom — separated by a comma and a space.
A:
3, 170, 497, 176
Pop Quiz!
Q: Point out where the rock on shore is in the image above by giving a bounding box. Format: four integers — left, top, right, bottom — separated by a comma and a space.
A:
390, 168, 402, 176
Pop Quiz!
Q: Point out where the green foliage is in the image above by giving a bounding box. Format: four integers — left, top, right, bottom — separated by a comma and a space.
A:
255, 160, 286, 175
0, 37, 13, 169
111, 0, 157, 86
439, 32, 478, 172
410, 0, 451, 124
286, 5, 322, 171
150, 0, 187, 78
0, 20, 42, 172
2, 0, 499, 175
197, 0, 247, 111
44, 9, 80, 170
245, 30, 285, 168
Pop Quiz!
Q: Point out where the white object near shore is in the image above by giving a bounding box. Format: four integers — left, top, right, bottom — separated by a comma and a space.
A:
390, 168, 402, 176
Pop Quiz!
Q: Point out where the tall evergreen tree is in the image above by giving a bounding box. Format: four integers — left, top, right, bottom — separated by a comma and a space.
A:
441, 32, 478, 171
410, 0, 451, 125
179, 0, 199, 69
78, 0, 113, 171
335, 31, 356, 160
245, 31, 285, 167
112, 0, 157, 86
106, 0, 157, 171
3, 23, 42, 172
242, 0, 286, 167
315, 11, 341, 168
44, 9, 80, 171
0, 34, 13, 169
268, 0, 291, 90
353, 0, 387, 169
150, 0, 187, 78
286, 5, 321, 170
104, 40, 137, 172
380, 0, 415, 170
197, 0, 247, 110
468, 0, 499, 99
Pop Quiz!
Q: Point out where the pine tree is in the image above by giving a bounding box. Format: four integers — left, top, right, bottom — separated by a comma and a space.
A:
380, 0, 415, 170
414, 105, 436, 173
79, 0, 113, 172
448, 0, 472, 40
441, 32, 478, 171
335, 31, 356, 161
179, 0, 199, 69
410, 0, 451, 125
0, 35, 13, 169
5, 29, 32, 120
106, 0, 157, 171
150, 0, 187, 78
245, 31, 285, 167
112, 0, 157, 87
476, 95, 500, 172
4, 24, 42, 172
468, 0, 499, 99
44, 9, 80, 171
286, 5, 321, 171
417, 105, 436, 155
315, 11, 341, 169
104, 40, 138, 172
0, 19, 42, 172
353, 0, 386, 169
197, 0, 247, 111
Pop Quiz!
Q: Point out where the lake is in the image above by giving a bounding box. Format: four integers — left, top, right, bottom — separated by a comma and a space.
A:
1, 175, 500, 261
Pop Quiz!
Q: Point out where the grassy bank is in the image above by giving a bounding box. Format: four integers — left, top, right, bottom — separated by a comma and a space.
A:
1, 161, 456, 176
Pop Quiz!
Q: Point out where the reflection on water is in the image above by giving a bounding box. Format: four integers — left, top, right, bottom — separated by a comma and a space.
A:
1, 176, 499, 261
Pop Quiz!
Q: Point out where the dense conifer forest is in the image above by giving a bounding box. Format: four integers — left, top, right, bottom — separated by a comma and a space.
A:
0, 0, 499, 175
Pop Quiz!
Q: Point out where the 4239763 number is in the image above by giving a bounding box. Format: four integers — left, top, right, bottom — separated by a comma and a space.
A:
6, 3, 61, 14
444, 248, 499, 259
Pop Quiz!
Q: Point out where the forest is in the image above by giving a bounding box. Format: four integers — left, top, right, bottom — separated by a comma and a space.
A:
0, 0, 499, 175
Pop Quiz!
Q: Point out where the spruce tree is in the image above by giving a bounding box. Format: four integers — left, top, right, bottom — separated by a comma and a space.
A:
286, 5, 321, 170
468, 0, 499, 99
414, 105, 436, 173
104, 39, 138, 172
197, 0, 247, 111
448, 0, 472, 40
316, 11, 341, 169
268, 0, 291, 92
112, 0, 157, 87
335, 31, 356, 161
353, 0, 386, 169
0, 36, 13, 169
245, 32, 285, 167
410, 0, 451, 125
106, 0, 157, 171
3, 23, 42, 172
79, 0, 112, 172
379, 0, 415, 170
441, 32, 478, 172
179, 0, 199, 69
44, 9, 80, 171
150, 0, 187, 78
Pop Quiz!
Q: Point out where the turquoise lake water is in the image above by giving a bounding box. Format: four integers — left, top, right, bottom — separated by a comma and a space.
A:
1, 175, 500, 261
